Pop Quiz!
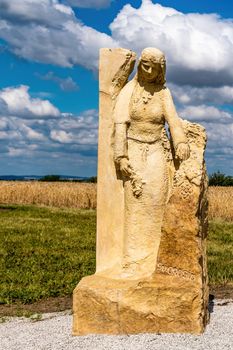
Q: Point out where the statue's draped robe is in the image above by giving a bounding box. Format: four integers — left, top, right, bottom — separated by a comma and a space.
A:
114, 79, 187, 278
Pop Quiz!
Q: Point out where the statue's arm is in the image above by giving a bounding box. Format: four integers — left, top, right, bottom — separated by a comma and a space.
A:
114, 123, 127, 160
113, 86, 130, 163
163, 87, 190, 160
113, 81, 135, 175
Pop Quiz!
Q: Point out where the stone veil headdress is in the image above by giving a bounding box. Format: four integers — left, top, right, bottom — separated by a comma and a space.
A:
136, 47, 166, 86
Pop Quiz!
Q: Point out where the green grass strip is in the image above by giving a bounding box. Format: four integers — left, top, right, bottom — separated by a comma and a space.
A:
207, 220, 233, 285
0, 205, 232, 304
0, 205, 96, 304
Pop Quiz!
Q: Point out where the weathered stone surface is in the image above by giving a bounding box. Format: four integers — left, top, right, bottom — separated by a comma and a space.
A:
96, 48, 136, 275
73, 272, 207, 335
73, 48, 209, 335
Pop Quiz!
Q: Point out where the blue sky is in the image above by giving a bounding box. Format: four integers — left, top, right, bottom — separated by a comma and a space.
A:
0, 0, 233, 176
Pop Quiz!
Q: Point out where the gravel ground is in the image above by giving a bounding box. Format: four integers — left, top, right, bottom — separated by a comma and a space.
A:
0, 300, 232, 350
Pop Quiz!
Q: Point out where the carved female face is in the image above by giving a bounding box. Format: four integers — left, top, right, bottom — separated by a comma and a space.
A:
138, 48, 166, 85
140, 60, 160, 82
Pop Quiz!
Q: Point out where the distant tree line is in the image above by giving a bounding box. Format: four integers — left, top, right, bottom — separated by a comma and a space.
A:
40, 175, 61, 182
39, 175, 97, 183
208, 171, 233, 186
39, 173, 233, 186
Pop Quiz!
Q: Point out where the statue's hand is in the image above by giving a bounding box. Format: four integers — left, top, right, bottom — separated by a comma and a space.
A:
175, 143, 190, 161
119, 158, 132, 177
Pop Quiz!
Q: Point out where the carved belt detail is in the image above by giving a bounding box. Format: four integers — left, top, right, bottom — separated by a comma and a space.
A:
140, 144, 149, 162
127, 136, 160, 162
127, 136, 160, 144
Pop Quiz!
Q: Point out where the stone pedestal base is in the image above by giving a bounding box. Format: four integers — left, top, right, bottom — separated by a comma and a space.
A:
73, 274, 209, 335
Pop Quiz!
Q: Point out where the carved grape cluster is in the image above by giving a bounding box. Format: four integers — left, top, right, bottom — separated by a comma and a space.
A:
172, 171, 193, 199
160, 128, 172, 161
173, 171, 183, 187
180, 181, 193, 199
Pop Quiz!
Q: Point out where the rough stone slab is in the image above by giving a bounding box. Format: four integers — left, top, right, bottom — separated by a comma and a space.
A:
73, 274, 206, 335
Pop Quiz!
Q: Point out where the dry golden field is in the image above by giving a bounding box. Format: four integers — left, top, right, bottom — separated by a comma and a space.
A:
208, 186, 233, 221
0, 181, 96, 209
0, 181, 232, 220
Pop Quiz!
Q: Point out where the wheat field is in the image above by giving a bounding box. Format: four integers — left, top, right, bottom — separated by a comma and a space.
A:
0, 181, 96, 209
208, 186, 233, 221
0, 181, 232, 220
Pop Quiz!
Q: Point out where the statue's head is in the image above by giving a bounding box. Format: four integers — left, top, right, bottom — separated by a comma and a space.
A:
137, 47, 166, 85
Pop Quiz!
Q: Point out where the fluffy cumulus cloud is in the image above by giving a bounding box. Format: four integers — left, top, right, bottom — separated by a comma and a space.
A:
203, 122, 233, 172
175, 100, 233, 173
50, 109, 98, 145
168, 83, 233, 124
169, 84, 233, 106
1, 0, 233, 86
0, 0, 231, 86
0, 85, 98, 174
178, 103, 233, 153
0, 85, 60, 118
0, 0, 116, 69
110, 0, 233, 86
168, 82, 233, 173
63, 0, 112, 9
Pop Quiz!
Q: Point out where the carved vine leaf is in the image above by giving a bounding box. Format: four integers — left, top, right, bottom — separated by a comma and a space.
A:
110, 51, 136, 100
160, 127, 173, 162
167, 120, 207, 200
129, 170, 145, 198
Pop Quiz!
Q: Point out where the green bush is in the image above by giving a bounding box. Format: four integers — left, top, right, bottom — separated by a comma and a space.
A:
209, 171, 233, 186
40, 175, 61, 182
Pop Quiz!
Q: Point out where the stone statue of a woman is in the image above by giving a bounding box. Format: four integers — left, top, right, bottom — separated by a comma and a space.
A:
113, 47, 190, 279
73, 47, 209, 335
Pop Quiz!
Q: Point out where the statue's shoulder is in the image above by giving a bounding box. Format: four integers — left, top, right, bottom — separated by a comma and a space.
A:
161, 86, 170, 94
115, 79, 136, 104
160, 86, 172, 100
119, 79, 136, 95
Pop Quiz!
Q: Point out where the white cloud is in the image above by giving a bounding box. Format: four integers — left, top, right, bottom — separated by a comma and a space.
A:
110, 0, 233, 85
8, 147, 26, 157
205, 122, 233, 152
21, 124, 46, 141
63, 0, 111, 9
0, 85, 98, 163
0, 0, 116, 69
37, 71, 79, 91
0, 130, 21, 140
50, 110, 98, 145
0, 85, 98, 174
0, 118, 8, 129
169, 84, 233, 105
0, 85, 60, 118
0, 84, 98, 152
50, 130, 73, 143
1, 0, 233, 86
58, 109, 98, 130
0, 0, 75, 25
179, 104, 233, 123
175, 101, 233, 173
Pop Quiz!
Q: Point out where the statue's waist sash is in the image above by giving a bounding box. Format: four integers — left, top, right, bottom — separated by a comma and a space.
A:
127, 122, 164, 143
